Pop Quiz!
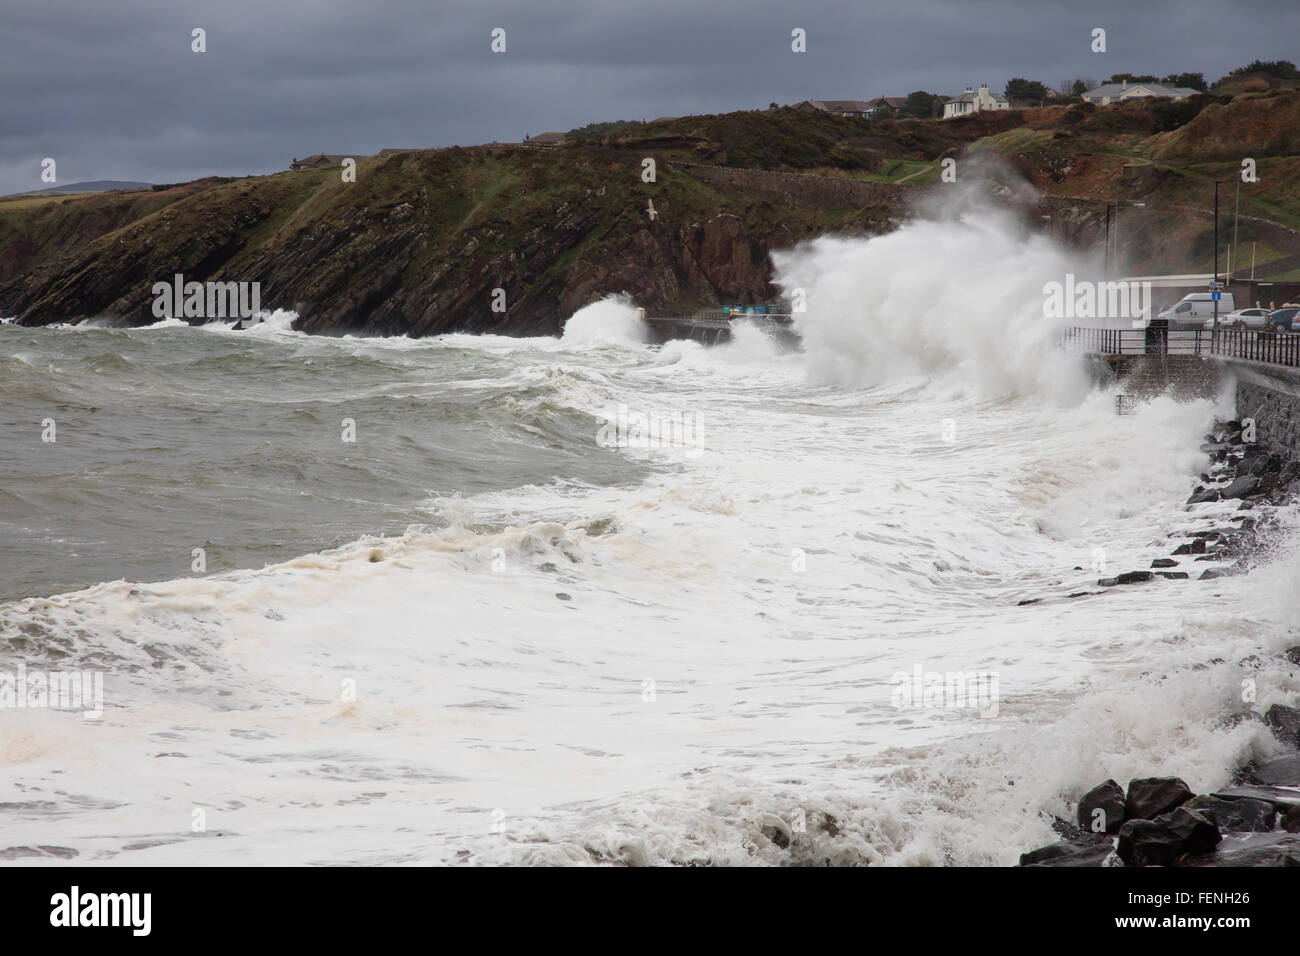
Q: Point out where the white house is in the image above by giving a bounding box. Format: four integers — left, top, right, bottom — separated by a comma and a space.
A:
943, 84, 1010, 119
1079, 80, 1200, 105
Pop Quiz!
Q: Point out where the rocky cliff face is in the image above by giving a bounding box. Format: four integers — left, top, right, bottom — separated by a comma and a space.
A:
8, 94, 1297, 334
0, 144, 903, 335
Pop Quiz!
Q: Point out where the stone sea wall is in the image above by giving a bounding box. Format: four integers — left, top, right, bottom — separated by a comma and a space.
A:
1232, 363, 1300, 460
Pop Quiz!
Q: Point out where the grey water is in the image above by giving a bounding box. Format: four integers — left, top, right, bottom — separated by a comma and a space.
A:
0, 323, 649, 601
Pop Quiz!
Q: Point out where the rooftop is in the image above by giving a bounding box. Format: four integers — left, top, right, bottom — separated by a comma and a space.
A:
1083, 81, 1200, 98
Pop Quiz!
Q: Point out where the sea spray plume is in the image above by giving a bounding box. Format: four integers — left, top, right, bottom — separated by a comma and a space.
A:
915, 149, 1043, 222
773, 157, 1092, 400
560, 293, 646, 346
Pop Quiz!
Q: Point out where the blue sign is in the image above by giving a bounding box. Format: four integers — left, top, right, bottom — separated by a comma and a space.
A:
1212, 290, 1221, 301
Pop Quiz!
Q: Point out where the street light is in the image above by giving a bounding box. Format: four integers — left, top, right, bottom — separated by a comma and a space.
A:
1212, 179, 1231, 331
1104, 201, 1146, 279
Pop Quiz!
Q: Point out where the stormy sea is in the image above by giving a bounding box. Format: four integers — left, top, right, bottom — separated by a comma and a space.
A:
1, 212, 1296, 865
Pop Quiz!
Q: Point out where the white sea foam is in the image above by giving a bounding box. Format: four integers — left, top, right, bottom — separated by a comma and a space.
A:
201, 308, 300, 333
559, 293, 646, 346
776, 210, 1091, 403
1, 214, 1294, 867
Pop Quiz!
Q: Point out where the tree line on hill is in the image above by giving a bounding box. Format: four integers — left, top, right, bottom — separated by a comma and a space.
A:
563, 60, 1300, 134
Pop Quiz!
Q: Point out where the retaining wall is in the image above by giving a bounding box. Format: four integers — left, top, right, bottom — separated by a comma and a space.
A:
1219, 359, 1300, 460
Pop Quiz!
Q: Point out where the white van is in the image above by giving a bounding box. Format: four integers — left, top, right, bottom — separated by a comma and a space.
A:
1155, 292, 1235, 330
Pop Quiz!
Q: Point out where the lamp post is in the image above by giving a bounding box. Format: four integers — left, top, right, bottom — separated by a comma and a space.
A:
1212, 179, 1230, 331
1104, 201, 1146, 279
1104, 205, 1110, 278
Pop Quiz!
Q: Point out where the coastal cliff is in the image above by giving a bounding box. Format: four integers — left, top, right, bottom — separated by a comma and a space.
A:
3, 93, 1300, 335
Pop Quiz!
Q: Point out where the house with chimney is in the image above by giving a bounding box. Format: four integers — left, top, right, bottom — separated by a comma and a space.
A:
290, 154, 351, 170
793, 100, 876, 118
942, 84, 1009, 119
1079, 80, 1200, 105
865, 96, 911, 115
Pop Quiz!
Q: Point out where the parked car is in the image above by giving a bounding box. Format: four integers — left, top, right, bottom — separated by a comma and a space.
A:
1157, 292, 1236, 330
1206, 307, 1271, 330
1265, 307, 1300, 332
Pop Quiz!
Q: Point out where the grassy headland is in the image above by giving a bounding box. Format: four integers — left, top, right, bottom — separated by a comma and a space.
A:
4, 90, 1300, 333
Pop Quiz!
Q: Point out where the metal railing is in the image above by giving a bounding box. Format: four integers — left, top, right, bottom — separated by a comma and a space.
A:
1063, 325, 1300, 369
640, 309, 795, 327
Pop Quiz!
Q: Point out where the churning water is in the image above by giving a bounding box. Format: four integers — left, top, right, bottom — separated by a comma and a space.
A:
1, 211, 1296, 865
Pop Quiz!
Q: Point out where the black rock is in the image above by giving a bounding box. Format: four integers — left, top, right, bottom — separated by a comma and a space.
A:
1284, 807, 1300, 833
1098, 572, 1156, 586
1117, 807, 1221, 866
1221, 476, 1261, 500
1019, 842, 1075, 865
1156, 571, 1189, 579
1265, 704, 1300, 748
1116, 571, 1153, 585
1077, 779, 1126, 834
1151, 558, 1179, 568
1126, 777, 1193, 820
1020, 842, 1115, 867
1212, 786, 1300, 810
1183, 794, 1276, 832
1173, 539, 1207, 555
1214, 533, 1251, 557
1249, 755, 1300, 786
1285, 646, 1300, 666
1254, 453, 1282, 475
1199, 566, 1245, 580
1179, 833, 1300, 867
1186, 488, 1220, 505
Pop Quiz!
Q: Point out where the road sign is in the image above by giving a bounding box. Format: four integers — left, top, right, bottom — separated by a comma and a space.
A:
1212, 290, 1221, 301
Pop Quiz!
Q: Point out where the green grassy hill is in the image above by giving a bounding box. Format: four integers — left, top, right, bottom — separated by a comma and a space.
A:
4, 92, 1299, 332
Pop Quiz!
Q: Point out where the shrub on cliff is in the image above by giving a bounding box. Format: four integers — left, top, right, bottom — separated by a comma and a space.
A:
1081, 102, 1155, 134
1150, 94, 1221, 132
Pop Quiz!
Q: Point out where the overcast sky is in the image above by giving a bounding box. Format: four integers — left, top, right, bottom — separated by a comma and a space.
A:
2, 0, 1296, 195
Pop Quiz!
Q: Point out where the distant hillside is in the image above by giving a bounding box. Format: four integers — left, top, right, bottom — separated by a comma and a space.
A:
972, 90, 1300, 279
3, 91, 1300, 332
14, 180, 152, 197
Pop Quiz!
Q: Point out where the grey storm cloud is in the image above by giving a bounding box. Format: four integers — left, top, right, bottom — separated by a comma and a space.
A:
1, 0, 1297, 194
